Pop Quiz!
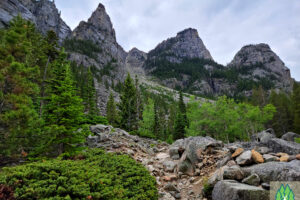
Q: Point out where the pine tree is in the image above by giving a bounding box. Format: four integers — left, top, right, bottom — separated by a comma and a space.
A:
85, 67, 98, 115
0, 16, 43, 156
43, 59, 84, 155
119, 74, 137, 131
135, 75, 143, 122
173, 91, 188, 140
106, 92, 118, 127
292, 82, 300, 133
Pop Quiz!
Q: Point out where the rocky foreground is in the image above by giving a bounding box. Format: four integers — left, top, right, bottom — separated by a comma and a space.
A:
87, 125, 300, 200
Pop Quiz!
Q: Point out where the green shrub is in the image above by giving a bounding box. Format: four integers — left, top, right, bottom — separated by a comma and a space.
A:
0, 149, 158, 200
295, 138, 300, 144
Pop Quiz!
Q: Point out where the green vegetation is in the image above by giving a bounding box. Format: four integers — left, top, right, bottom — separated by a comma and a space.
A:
186, 96, 276, 142
63, 39, 102, 60
0, 16, 104, 158
106, 92, 119, 127
0, 149, 158, 200
292, 82, 300, 133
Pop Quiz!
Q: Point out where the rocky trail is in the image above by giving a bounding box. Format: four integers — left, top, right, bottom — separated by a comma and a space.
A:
87, 125, 300, 200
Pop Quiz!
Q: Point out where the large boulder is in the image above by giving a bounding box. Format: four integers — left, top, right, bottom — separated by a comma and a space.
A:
223, 165, 244, 180
266, 138, 300, 155
242, 160, 300, 182
212, 180, 269, 200
171, 136, 223, 175
90, 125, 111, 135
171, 136, 223, 164
281, 132, 300, 142
251, 129, 275, 143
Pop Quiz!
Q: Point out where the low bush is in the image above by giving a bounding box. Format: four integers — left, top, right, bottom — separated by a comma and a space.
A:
0, 149, 158, 200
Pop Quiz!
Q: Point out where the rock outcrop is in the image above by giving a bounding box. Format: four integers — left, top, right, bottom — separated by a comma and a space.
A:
228, 43, 293, 92
147, 28, 213, 64
0, 0, 71, 42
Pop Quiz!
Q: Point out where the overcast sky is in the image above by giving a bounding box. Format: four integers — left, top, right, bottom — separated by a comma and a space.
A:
55, 0, 300, 80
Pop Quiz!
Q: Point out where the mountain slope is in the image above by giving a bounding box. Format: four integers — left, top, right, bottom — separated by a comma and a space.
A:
0, 0, 71, 42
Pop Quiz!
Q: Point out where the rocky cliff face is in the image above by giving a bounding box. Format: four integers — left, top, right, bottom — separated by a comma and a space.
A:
125, 48, 147, 75
147, 28, 213, 64
228, 43, 293, 92
0, 0, 71, 42
68, 3, 127, 115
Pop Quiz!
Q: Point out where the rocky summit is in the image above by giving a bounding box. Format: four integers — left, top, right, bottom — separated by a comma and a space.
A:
0, 0, 71, 42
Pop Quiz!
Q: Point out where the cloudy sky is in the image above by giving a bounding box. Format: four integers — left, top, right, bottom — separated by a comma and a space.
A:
55, 0, 300, 80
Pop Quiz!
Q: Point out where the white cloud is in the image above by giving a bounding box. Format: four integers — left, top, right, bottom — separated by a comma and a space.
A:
55, 0, 300, 80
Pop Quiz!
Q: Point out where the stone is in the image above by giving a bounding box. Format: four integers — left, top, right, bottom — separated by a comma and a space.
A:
127, 149, 135, 156
236, 150, 252, 165
281, 132, 300, 142
208, 166, 227, 186
254, 146, 270, 154
251, 129, 275, 143
177, 157, 194, 176
242, 160, 300, 182
262, 154, 278, 162
169, 147, 180, 160
163, 161, 177, 172
90, 124, 111, 134
242, 174, 260, 186
297, 154, 300, 160
172, 136, 223, 164
217, 153, 231, 168
156, 152, 169, 160
280, 155, 289, 162
226, 160, 237, 167
227, 144, 243, 153
266, 138, 300, 155
212, 180, 269, 200
223, 165, 244, 181
164, 183, 180, 192
86, 135, 98, 147
251, 150, 264, 163
162, 193, 175, 200
232, 148, 244, 158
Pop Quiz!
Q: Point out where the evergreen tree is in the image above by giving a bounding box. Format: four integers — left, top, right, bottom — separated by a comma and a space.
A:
178, 91, 188, 127
138, 98, 155, 138
174, 112, 186, 140
292, 82, 300, 133
0, 16, 43, 156
251, 85, 266, 107
135, 75, 143, 122
269, 90, 293, 136
119, 74, 137, 131
173, 91, 188, 140
43, 58, 84, 155
85, 67, 98, 115
106, 92, 118, 127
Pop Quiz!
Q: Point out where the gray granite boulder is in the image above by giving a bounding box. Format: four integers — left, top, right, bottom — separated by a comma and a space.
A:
236, 150, 252, 165
266, 138, 300, 155
242, 160, 300, 182
242, 174, 260, 186
212, 180, 269, 200
281, 132, 300, 142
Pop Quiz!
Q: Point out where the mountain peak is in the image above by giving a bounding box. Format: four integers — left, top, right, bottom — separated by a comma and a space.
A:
86, 3, 115, 38
148, 28, 213, 62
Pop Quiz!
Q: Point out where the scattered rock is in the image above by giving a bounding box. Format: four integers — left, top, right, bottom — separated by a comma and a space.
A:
251, 150, 264, 163
280, 155, 289, 162
297, 154, 300, 160
223, 165, 244, 180
217, 153, 231, 168
212, 180, 269, 200
254, 146, 270, 154
232, 148, 244, 158
164, 183, 180, 193
242, 174, 260, 186
163, 161, 177, 172
251, 129, 275, 143
236, 150, 252, 165
169, 147, 180, 160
